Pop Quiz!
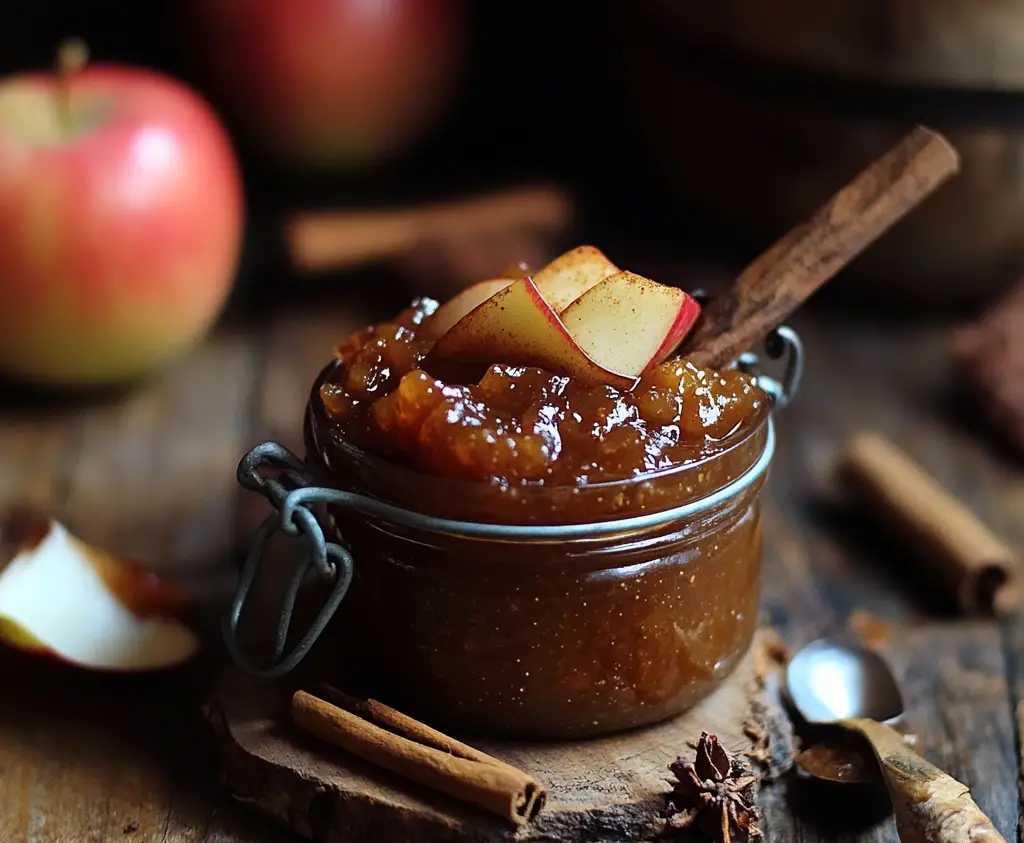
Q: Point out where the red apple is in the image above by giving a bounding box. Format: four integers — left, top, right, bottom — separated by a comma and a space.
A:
427, 277, 637, 389
561, 271, 702, 377
0, 47, 243, 386
187, 0, 465, 170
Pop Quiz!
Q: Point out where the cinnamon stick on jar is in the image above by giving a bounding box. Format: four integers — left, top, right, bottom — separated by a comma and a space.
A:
291, 690, 546, 825
835, 431, 1020, 614
682, 126, 959, 369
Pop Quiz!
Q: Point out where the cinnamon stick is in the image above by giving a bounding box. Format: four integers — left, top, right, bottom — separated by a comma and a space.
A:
682, 126, 960, 369
835, 431, 1020, 614
291, 690, 546, 825
313, 684, 525, 775
285, 185, 571, 274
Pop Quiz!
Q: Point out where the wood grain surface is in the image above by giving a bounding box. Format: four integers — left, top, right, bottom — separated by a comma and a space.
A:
0, 294, 1022, 843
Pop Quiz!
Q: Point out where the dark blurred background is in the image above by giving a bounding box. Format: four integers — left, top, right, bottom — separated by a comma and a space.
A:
1, 1, 707, 309
5, 0, 1024, 320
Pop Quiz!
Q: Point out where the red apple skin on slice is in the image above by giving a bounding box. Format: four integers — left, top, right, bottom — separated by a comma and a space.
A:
427, 277, 637, 389
560, 271, 702, 378
423, 277, 514, 340
532, 245, 619, 312
76, 535, 191, 619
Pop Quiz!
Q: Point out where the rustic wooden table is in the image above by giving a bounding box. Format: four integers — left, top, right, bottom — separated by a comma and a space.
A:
0, 291, 1021, 843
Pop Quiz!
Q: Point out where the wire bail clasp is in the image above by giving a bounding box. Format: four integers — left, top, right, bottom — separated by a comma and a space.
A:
738, 325, 804, 409
223, 442, 354, 679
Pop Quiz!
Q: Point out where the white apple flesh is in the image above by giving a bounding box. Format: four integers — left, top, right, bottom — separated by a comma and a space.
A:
531, 245, 619, 312
561, 271, 702, 377
0, 519, 200, 671
423, 277, 514, 340
427, 277, 637, 389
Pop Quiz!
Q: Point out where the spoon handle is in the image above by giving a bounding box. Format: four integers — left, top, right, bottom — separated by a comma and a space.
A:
843, 717, 1007, 843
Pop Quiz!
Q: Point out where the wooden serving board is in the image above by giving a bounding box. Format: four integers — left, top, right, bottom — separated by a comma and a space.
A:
202, 633, 794, 843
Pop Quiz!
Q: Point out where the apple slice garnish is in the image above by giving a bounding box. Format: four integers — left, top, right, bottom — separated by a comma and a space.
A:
427, 276, 637, 389
561, 271, 702, 377
0, 516, 200, 672
423, 277, 515, 340
531, 245, 620, 312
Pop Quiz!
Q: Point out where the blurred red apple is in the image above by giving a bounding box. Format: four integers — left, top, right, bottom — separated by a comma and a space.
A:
0, 43, 244, 386
187, 0, 465, 170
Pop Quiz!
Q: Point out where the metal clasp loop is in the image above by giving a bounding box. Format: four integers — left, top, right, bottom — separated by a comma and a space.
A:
223, 443, 354, 679
737, 325, 804, 410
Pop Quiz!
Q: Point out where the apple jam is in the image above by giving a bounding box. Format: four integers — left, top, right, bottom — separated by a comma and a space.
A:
316, 296, 765, 490
296, 293, 776, 739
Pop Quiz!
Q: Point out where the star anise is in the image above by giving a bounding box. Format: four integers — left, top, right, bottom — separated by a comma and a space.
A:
660, 732, 762, 843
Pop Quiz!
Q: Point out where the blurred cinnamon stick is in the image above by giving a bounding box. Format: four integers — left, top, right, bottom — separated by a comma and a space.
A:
835, 431, 1020, 614
285, 185, 572, 275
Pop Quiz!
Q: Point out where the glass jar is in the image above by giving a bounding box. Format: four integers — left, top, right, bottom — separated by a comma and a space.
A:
225, 328, 802, 741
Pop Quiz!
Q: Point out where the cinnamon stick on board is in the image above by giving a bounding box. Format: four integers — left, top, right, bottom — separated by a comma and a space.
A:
682, 126, 960, 369
291, 690, 547, 825
285, 185, 571, 274
835, 431, 1020, 614
313, 683, 528, 776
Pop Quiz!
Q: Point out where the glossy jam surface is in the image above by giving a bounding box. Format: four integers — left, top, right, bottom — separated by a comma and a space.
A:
317, 297, 765, 487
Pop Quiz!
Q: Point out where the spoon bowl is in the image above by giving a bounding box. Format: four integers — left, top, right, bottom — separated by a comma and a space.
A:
786, 637, 904, 725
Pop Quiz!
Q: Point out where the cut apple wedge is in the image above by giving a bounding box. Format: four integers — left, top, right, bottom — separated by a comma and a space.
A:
423, 277, 515, 340
561, 271, 702, 377
427, 276, 637, 388
531, 245, 620, 312
0, 517, 200, 672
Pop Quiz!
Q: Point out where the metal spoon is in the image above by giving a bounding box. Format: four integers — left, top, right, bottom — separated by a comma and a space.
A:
786, 637, 1006, 843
